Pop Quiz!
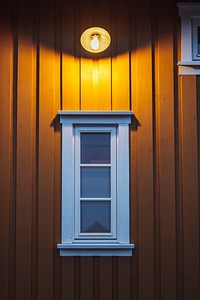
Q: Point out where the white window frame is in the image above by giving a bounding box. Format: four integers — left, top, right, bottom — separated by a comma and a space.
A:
74, 126, 117, 240
178, 3, 200, 75
57, 111, 135, 256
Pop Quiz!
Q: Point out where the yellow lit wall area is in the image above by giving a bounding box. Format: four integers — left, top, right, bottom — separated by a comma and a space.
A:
62, 3, 131, 111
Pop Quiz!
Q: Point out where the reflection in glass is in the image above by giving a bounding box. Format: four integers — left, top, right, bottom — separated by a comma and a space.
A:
81, 201, 111, 233
198, 26, 200, 54
81, 133, 110, 164
81, 167, 110, 198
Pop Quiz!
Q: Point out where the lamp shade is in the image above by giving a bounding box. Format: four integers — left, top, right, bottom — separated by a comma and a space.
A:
80, 27, 111, 53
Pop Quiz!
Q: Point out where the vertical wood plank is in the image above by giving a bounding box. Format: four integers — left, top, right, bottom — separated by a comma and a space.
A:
130, 119, 139, 300
31, 3, 39, 299
136, 1, 154, 299
197, 75, 200, 296
37, 1, 55, 299
54, 1, 62, 298
61, 257, 75, 300
176, 78, 184, 300
112, 257, 118, 300
94, 0, 112, 110
152, 3, 161, 299
180, 76, 200, 300
79, 0, 93, 110
155, 1, 177, 299
175, 5, 184, 300
118, 257, 131, 300
97, 58, 112, 110
130, 1, 139, 298
62, 0, 80, 110
93, 257, 99, 300
80, 57, 95, 109
80, 258, 94, 300
74, 257, 81, 300
81, 58, 112, 110
112, 0, 130, 110
15, 1, 34, 299
0, 2, 13, 300
99, 257, 112, 300
9, 1, 18, 299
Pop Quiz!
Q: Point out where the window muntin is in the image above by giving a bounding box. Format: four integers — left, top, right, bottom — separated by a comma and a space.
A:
75, 126, 116, 239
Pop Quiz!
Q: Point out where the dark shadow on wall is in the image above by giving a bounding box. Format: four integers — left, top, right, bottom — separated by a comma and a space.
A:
0, 0, 178, 59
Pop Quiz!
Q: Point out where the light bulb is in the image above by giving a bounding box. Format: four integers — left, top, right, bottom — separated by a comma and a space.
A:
80, 27, 111, 53
91, 35, 99, 50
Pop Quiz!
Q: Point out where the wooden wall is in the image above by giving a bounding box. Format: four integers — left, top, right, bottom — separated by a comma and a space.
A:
0, 0, 199, 299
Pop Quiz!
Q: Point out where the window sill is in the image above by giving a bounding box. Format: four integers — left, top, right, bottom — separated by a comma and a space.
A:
178, 61, 200, 75
57, 243, 135, 256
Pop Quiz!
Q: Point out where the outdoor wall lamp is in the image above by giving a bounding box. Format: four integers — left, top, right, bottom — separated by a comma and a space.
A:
80, 27, 111, 53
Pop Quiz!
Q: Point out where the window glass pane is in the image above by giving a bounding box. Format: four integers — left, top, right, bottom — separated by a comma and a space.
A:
198, 26, 200, 54
81, 133, 110, 164
81, 167, 110, 198
81, 201, 111, 233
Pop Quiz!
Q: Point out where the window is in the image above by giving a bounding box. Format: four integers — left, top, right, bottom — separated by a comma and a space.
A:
57, 111, 134, 256
75, 127, 116, 239
192, 20, 200, 60
178, 3, 200, 74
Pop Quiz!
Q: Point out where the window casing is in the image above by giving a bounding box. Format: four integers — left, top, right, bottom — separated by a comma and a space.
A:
178, 3, 200, 75
57, 111, 134, 256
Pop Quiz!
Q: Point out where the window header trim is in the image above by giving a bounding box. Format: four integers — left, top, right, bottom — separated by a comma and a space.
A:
58, 110, 133, 116
58, 110, 133, 125
178, 3, 200, 16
